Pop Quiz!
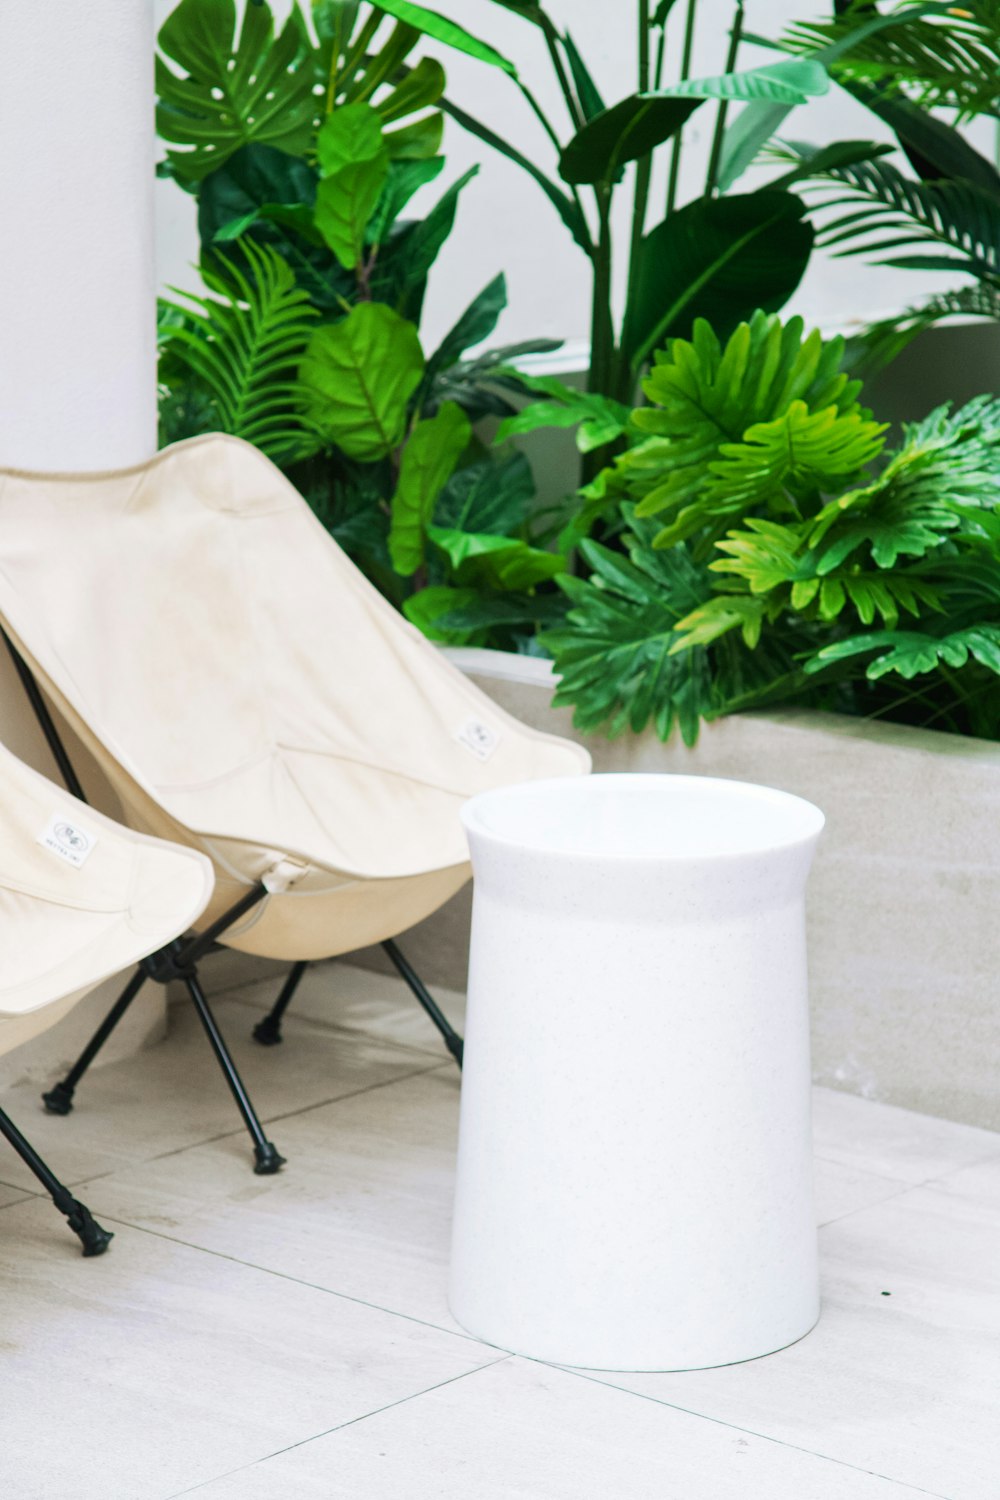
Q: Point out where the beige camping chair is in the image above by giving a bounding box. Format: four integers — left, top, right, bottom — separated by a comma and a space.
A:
0, 738, 213, 1252
0, 434, 589, 1172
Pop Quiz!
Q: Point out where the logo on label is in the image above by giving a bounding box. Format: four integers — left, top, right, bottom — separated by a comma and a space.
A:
456, 717, 500, 762
37, 813, 97, 869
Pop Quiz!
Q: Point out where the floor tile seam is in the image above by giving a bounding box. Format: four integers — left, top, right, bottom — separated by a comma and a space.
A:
211, 990, 455, 1062
553, 1367, 952, 1499
917, 1146, 1000, 1188
66, 1059, 452, 1185
84, 1209, 489, 1350
160, 1356, 513, 1499
0, 1188, 42, 1208
816, 1181, 924, 1229
259, 1058, 452, 1128
812, 1142, 1000, 1188
811, 1151, 910, 1184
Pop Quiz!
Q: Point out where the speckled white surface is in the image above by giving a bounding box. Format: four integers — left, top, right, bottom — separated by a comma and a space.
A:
450, 774, 825, 1371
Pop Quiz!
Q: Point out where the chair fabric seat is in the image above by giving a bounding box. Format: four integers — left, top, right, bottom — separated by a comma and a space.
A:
0, 741, 213, 1051
0, 435, 588, 959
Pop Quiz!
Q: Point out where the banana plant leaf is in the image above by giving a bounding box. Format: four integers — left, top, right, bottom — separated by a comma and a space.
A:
624, 191, 814, 371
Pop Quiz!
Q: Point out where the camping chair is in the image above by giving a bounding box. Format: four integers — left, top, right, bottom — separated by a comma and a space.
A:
0, 434, 589, 1173
0, 739, 212, 1253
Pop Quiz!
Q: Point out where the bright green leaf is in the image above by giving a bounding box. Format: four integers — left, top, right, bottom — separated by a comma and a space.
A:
389, 402, 472, 575
299, 301, 424, 460
370, 0, 518, 76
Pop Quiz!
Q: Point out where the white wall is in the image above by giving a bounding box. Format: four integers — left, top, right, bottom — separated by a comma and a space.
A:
154, 0, 995, 359
1, 2, 157, 469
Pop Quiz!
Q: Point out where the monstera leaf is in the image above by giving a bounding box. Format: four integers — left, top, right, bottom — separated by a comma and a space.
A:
157, 0, 319, 181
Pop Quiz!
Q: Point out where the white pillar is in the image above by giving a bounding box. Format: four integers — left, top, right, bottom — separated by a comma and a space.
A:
0, 2, 157, 472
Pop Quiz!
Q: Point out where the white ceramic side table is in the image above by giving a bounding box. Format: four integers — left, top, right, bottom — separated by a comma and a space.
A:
449, 772, 825, 1372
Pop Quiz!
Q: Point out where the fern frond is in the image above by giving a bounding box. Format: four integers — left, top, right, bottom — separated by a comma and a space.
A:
159, 239, 319, 462
783, 1, 1000, 120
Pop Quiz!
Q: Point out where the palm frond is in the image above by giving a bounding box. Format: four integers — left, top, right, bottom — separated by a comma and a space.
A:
851, 284, 1000, 371
159, 239, 319, 462
789, 152, 1000, 284
783, 1, 1000, 121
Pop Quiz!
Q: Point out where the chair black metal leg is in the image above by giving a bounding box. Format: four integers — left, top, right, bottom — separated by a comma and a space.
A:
0, 1103, 112, 1255
182, 969, 286, 1174
382, 940, 464, 1069
253, 961, 309, 1046
42, 966, 148, 1116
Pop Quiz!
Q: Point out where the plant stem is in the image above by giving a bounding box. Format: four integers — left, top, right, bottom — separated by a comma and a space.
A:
705, 2, 744, 195
629, 1, 653, 266
666, 0, 697, 215
623, 0, 653, 394
653, 14, 668, 90
517, 80, 595, 252
541, 22, 586, 132
589, 190, 614, 393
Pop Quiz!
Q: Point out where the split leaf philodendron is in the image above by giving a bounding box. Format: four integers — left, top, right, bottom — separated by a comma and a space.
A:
544, 315, 1000, 744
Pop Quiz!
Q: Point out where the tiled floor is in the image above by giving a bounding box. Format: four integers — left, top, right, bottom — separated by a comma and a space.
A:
1, 960, 998, 1500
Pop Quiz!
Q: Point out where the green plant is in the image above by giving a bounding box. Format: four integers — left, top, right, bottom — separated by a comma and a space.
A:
760, 1, 1000, 368
367, 0, 831, 428
544, 314, 1000, 743
156, 0, 566, 651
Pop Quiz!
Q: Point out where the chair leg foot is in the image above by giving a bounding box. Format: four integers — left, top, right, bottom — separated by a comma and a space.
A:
64, 1199, 113, 1257
253, 1141, 286, 1176
42, 1082, 75, 1116
252, 1015, 284, 1047
447, 1035, 464, 1070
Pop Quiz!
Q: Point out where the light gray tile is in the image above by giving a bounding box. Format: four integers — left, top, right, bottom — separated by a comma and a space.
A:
594, 1184, 1000, 1499
173, 1355, 936, 1500
228, 959, 467, 1060
0, 995, 439, 1190
0, 1199, 495, 1500
813, 1158, 908, 1226
812, 1085, 1000, 1184
0, 1177, 37, 1208
84, 1070, 464, 1334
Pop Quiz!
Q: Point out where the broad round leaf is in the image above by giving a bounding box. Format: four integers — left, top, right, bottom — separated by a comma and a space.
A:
300, 302, 424, 461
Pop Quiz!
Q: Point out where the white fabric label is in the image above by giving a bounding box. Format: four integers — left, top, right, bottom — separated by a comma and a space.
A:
456, 718, 500, 762
37, 813, 98, 869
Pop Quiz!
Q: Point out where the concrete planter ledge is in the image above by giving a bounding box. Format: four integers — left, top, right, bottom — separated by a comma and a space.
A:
405, 648, 1000, 1133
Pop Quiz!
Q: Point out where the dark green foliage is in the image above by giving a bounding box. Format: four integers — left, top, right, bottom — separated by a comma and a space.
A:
157, 0, 565, 649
